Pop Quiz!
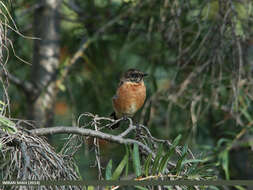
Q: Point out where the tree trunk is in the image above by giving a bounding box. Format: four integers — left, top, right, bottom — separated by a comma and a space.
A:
0, 22, 3, 66
29, 0, 61, 128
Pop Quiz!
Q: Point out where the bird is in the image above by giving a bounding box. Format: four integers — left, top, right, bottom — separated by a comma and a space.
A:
111, 68, 148, 129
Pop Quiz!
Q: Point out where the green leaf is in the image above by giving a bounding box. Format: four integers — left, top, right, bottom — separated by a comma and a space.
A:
235, 2, 248, 19
201, 0, 219, 20
105, 159, 112, 180
0, 100, 5, 111
163, 186, 174, 190
217, 138, 231, 148
172, 134, 182, 147
135, 186, 149, 190
158, 136, 184, 174
112, 153, 128, 180
133, 143, 141, 177
219, 150, 230, 179
87, 186, 94, 190
187, 174, 201, 180
241, 107, 252, 122
158, 150, 174, 174
234, 185, 247, 190
182, 144, 188, 155
0, 116, 17, 134
151, 144, 163, 175
125, 145, 129, 176
207, 186, 222, 190
182, 159, 204, 166
175, 144, 188, 174
144, 153, 152, 176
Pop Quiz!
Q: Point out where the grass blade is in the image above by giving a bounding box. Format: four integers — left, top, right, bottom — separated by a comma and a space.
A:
112, 153, 128, 180
105, 159, 112, 180
133, 143, 141, 177
144, 153, 152, 176
151, 144, 163, 175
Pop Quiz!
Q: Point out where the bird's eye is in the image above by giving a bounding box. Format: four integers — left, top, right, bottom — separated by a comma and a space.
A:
131, 73, 138, 78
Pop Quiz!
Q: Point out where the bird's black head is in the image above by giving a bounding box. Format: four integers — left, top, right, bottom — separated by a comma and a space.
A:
122, 68, 148, 83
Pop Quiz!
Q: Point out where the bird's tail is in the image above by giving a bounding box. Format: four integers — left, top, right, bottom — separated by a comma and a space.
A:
110, 112, 120, 129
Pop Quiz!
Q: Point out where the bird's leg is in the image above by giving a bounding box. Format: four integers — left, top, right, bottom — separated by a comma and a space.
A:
132, 118, 142, 137
135, 123, 141, 134
132, 116, 140, 129
122, 115, 128, 121
135, 122, 141, 128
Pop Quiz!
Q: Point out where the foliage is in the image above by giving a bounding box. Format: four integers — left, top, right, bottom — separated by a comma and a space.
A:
104, 135, 215, 190
0, 0, 253, 189
0, 121, 82, 190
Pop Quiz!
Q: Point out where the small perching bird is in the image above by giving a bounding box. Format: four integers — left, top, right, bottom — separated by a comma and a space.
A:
111, 68, 148, 129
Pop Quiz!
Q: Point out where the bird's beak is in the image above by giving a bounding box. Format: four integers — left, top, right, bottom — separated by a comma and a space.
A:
143, 73, 148, 77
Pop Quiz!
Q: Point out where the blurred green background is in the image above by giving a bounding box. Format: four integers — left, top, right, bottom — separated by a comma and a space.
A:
1, 0, 253, 185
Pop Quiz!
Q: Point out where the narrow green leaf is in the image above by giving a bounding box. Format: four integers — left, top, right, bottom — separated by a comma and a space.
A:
144, 153, 152, 176
158, 150, 174, 174
112, 153, 128, 180
87, 186, 94, 190
135, 186, 149, 190
182, 144, 188, 155
164, 186, 174, 190
0, 100, 5, 111
187, 174, 201, 180
217, 138, 231, 148
234, 185, 247, 190
240, 108, 252, 122
105, 159, 112, 180
125, 145, 129, 176
219, 150, 230, 179
133, 143, 141, 177
151, 144, 163, 174
182, 159, 204, 166
175, 144, 188, 174
207, 186, 221, 190
172, 134, 182, 147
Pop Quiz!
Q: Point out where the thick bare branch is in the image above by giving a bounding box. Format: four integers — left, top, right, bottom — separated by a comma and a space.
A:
31, 126, 156, 158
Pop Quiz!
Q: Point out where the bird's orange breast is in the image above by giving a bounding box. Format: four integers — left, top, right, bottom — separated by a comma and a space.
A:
112, 81, 146, 118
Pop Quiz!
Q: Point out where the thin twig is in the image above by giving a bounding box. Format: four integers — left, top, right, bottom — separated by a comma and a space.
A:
117, 118, 136, 137
93, 116, 102, 180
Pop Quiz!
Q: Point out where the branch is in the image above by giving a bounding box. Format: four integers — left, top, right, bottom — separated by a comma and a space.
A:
57, 2, 146, 85
117, 118, 136, 137
30, 126, 156, 158
20, 142, 32, 179
1, 71, 37, 95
